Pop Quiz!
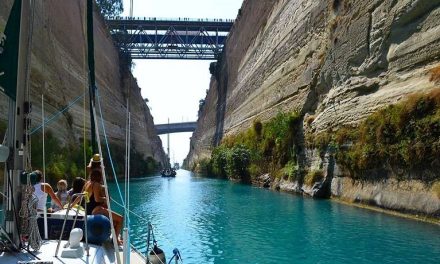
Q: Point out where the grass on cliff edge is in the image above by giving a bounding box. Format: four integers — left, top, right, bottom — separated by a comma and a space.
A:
195, 112, 301, 182
308, 89, 440, 183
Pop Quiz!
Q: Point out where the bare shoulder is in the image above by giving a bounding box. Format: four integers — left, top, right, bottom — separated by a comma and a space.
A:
84, 181, 93, 190
86, 181, 101, 190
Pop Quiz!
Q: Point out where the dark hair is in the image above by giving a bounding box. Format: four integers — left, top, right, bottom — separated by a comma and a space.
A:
72, 177, 86, 194
90, 161, 101, 169
90, 170, 103, 183
34, 170, 43, 182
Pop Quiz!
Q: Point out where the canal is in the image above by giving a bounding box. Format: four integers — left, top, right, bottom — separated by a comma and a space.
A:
109, 170, 440, 263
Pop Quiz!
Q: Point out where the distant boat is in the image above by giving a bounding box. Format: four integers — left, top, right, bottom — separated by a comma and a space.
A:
161, 168, 176, 177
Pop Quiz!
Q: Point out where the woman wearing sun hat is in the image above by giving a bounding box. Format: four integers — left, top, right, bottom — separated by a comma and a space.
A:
86, 153, 104, 178
83, 157, 124, 245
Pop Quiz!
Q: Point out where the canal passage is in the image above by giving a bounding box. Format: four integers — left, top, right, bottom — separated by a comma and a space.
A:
109, 170, 440, 264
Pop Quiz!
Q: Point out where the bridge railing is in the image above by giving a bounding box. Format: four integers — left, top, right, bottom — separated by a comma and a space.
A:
107, 16, 234, 60
107, 16, 236, 23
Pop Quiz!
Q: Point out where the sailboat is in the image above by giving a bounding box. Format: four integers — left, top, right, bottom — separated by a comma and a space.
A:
161, 120, 176, 177
0, 1, 181, 263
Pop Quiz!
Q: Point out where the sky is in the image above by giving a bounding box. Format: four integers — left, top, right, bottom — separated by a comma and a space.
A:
121, 0, 243, 164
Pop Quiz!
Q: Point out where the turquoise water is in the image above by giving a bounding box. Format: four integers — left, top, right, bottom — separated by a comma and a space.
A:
109, 170, 440, 263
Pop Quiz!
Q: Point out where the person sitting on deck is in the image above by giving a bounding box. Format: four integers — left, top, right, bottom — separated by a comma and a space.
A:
32, 170, 63, 212
84, 169, 124, 245
67, 177, 86, 209
51, 179, 68, 211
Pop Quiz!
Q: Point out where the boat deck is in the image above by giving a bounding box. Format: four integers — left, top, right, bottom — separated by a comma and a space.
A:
0, 240, 145, 264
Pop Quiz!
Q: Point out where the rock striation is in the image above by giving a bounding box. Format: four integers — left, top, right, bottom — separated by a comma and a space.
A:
187, 0, 440, 217
0, 0, 167, 169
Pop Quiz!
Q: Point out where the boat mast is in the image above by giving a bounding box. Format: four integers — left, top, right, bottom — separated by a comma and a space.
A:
167, 118, 170, 167
85, 1, 121, 262
86, 0, 97, 153
4, 0, 33, 247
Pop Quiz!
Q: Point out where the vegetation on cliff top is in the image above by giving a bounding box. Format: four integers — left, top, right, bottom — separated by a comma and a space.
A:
96, 0, 123, 18
308, 89, 440, 182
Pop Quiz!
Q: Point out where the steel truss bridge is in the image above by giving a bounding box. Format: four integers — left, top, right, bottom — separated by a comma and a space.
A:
106, 17, 234, 60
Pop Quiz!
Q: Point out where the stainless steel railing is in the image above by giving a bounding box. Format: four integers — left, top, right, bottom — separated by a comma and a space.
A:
54, 192, 89, 257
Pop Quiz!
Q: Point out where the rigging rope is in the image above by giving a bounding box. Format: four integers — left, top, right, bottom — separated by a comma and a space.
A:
97, 90, 183, 263
110, 197, 178, 255
79, 0, 88, 177
23, 0, 37, 172
92, 87, 124, 263
27, 193, 41, 251
18, 185, 32, 237
18, 177, 41, 251
29, 92, 86, 135
95, 89, 126, 207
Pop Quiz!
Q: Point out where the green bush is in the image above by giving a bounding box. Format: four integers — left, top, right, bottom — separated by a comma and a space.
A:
282, 160, 299, 181
197, 158, 212, 175
211, 145, 229, 178
31, 131, 84, 185
207, 111, 301, 182
304, 170, 324, 186
253, 119, 263, 137
226, 145, 251, 180
311, 89, 440, 182
248, 163, 262, 178
96, 0, 123, 18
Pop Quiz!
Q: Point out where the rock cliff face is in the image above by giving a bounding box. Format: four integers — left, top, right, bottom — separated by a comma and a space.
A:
187, 0, 440, 217
0, 1, 167, 169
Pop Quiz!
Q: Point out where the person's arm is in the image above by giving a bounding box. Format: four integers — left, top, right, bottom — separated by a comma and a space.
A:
69, 195, 81, 208
42, 183, 63, 209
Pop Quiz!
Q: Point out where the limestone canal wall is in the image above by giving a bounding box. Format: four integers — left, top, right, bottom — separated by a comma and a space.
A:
187, 0, 440, 219
0, 0, 167, 173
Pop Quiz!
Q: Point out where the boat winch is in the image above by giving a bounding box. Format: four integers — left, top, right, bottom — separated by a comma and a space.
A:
61, 228, 84, 258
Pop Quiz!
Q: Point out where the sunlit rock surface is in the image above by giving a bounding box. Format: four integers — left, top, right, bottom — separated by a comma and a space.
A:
187, 0, 440, 216
0, 0, 167, 167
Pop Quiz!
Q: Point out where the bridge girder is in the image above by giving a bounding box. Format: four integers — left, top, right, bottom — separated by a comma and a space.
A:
155, 121, 197, 135
106, 17, 234, 60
